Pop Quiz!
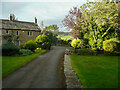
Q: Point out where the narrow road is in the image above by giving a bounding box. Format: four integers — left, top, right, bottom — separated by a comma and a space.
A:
2, 46, 67, 88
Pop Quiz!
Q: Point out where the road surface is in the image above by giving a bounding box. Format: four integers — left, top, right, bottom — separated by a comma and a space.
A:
2, 46, 67, 88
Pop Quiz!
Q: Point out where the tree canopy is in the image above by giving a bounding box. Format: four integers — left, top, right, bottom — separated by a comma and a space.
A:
63, 1, 119, 48
43, 24, 59, 35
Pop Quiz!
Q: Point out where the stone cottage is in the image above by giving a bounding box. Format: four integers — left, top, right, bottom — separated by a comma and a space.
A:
0, 14, 41, 46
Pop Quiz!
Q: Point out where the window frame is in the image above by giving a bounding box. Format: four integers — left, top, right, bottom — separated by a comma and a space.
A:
30, 32, 32, 36
16, 41, 20, 46
27, 31, 33, 36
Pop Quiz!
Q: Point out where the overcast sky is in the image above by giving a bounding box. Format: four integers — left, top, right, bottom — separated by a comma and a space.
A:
1, 0, 87, 31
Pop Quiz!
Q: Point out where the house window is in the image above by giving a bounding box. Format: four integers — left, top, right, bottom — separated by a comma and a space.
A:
30, 32, 32, 36
27, 32, 32, 36
16, 41, 20, 46
6, 30, 9, 34
28, 32, 29, 36
16, 31, 19, 36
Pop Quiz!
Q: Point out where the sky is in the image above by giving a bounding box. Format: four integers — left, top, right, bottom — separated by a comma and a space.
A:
1, 0, 88, 32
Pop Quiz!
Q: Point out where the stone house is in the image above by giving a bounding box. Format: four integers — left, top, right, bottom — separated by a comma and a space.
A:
0, 14, 41, 46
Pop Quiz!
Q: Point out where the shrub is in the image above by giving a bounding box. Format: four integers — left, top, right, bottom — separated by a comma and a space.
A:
89, 39, 97, 48
91, 47, 98, 51
75, 48, 97, 55
83, 38, 89, 48
35, 48, 42, 53
71, 38, 83, 49
20, 45, 25, 49
19, 49, 33, 56
97, 39, 103, 50
24, 40, 37, 52
103, 40, 117, 52
2, 38, 20, 56
35, 34, 51, 50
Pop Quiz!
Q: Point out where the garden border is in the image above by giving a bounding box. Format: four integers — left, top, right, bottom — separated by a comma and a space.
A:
64, 54, 82, 88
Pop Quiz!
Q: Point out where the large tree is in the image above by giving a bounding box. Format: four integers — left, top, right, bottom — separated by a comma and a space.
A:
43, 24, 59, 35
63, 1, 119, 48
62, 7, 82, 38
42, 24, 59, 45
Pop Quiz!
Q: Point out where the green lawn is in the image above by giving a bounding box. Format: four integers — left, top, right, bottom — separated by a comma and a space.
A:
2, 50, 46, 77
70, 54, 118, 88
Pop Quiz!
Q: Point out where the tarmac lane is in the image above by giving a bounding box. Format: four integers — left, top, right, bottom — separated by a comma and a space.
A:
2, 46, 67, 88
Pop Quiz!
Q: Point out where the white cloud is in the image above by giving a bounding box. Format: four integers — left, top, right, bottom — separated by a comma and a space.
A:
1, 2, 87, 31
21, 2, 81, 21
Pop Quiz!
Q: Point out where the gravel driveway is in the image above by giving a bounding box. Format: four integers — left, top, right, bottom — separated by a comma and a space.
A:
2, 46, 67, 88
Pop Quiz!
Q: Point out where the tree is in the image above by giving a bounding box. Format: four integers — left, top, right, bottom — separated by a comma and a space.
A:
35, 34, 51, 50
63, 1, 119, 49
43, 24, 59, 45
43, 24, 59, 35
62, 7, 82, 38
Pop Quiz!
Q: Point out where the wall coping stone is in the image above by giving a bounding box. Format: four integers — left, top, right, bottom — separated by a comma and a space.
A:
64, 54, 82, 88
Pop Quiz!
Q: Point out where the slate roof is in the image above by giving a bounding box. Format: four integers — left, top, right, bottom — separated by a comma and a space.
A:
0, 19, 41, 32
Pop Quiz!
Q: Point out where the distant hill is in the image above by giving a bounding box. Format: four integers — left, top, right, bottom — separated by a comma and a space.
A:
57, 32, 71, 36
57, 32, 73, 40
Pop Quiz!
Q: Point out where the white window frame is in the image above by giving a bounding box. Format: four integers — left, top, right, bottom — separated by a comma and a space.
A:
30, 32, 33, 36
28, 32, 33, 36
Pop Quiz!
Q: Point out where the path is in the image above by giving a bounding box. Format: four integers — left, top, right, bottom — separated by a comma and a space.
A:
2, 46, 67, 88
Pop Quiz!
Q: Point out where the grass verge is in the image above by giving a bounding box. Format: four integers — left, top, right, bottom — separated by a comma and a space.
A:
2, 49, 46, 78
70, 54, 118, 88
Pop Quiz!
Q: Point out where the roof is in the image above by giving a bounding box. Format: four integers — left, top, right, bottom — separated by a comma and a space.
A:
0, 19, 41, 32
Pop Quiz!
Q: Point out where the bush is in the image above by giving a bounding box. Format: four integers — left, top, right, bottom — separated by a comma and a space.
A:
83, 39, 89, 48
20, 45, 25, 49
89, 39, 97, 48
35, 48, 42, 53
35, 34, 51, 50
91, 47, 98, 51
103, 40, 117, 52
97, 39, 103, 50
71, 38, 84, 49
19, 49, 33, 56
75, 48, 97, 55
24, 40, 37, 52
2, 38, 20, 56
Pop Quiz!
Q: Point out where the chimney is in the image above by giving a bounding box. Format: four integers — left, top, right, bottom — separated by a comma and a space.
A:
35, 17, 37, 24
9, 14, 15, 21
9, 14, 13, 21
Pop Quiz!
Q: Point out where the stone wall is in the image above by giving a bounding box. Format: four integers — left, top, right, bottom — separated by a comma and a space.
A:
64, 54, 82, 88
2, 30, 40, 45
